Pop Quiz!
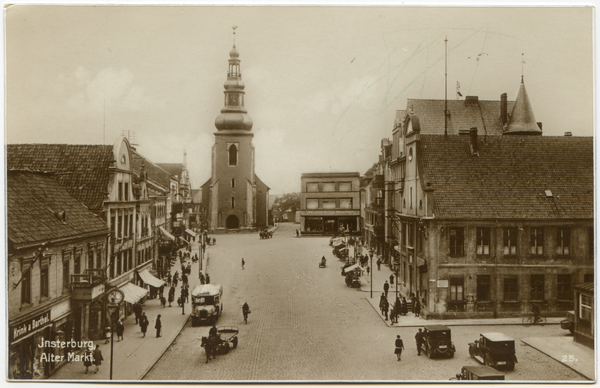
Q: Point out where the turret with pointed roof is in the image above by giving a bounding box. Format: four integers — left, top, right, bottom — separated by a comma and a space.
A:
504, 77, 542, 135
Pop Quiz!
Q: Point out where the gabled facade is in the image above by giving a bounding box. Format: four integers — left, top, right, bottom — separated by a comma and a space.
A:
383, 79, 593, 319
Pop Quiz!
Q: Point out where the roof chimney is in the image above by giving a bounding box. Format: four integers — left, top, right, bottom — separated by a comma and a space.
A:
500, 93, 508, 125
469, 127, 479, 156
465, 96, 479, 106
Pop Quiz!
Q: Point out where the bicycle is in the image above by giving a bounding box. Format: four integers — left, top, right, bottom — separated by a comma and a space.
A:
522, 313, 547, 326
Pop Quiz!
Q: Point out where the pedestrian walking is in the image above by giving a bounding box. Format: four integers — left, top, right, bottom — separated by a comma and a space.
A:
133, 302, 142, 324
395, 335, 404, 361
379, 293, 386, 314
155, 314, 162, 338
182, 273, 188, 287
401, 297, 408, 315
83, 346, 93, 374
383, 299, 389, 320
413, 299, 421, 317
377, 258, 381, 271
167, 272, 172, 287
389, 274, 394, 285
160, 296, 166, 308
116, 320, 124, 342
199, 272, 205, 285
383, 281, 390, 298
183, 286, 189, 303
92, 344, 103, 374
241, 258, 245, 269
366, 266, 370, 275
104, 325, 111, 344
168, 286, 175, 307
205, 273, 210, 284
140, 312, 149, 338
415, 328, 424, 356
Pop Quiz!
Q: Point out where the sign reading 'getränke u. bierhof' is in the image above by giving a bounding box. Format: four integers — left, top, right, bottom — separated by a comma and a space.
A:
11, 311, 51, 342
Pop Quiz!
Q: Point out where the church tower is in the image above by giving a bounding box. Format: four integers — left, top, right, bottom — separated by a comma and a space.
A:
201, 28, 270, 231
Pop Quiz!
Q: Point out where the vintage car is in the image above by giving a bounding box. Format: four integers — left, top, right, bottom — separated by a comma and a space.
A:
191, 284, 223, 326
451, 365, 505, 381
468, 332, 517, 370
561, 311, 575, 334
420, 325, 456, 358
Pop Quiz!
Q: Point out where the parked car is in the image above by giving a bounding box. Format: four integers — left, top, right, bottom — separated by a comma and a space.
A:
191, 284, 223, 326
451, 365, 505, 381
561, 311, 575, 334
420, 325, 456, 358
468, 332, 517, 370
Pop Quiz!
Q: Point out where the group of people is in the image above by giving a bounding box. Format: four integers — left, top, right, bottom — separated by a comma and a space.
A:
83, 344, 104, 374
379, 289, 421, 323
393, 328, 426, 361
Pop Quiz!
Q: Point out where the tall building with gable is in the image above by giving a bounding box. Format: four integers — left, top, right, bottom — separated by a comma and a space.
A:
201, 36, 270, 231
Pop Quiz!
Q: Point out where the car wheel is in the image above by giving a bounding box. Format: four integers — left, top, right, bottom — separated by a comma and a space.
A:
232, 336, 238, 349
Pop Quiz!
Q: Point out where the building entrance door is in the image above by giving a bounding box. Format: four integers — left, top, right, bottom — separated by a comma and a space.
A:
226, 215, 239, 229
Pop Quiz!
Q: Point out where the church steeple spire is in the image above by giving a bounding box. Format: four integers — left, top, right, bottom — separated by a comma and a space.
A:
214, 27, 253, 131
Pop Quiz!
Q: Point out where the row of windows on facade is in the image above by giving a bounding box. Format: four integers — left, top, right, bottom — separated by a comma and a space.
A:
117, 181, 130, 202
110, 211, 152, 239
395, 225, 593, 257
447, 273, 593, 305
305, 182, 353, 192
445, 226, 593, 257
20, 245, 153, 306
306, 198, 353, 210
155, 203, 166, 218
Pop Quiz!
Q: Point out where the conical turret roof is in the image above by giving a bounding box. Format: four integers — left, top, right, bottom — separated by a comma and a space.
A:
504, 77, 542, 135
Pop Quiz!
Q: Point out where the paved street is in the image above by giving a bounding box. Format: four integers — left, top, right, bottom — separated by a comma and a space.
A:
145, 223, 587, 382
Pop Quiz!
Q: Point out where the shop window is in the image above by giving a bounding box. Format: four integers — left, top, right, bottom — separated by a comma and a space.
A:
476, 227, 490, 255
21, 260, 31, 305
556, 227, 571, 256
306, 183, 319, 192
530, 274, 545, 301
449, 227, 464, 256
477, 275, 491, 301
339, 182, 352, 191
339, 198, 352, 209
323, 182, 335, 192
503, 276, 518, 301
305, 217, 323, 232
450, 277, 464, 301
306, 199, 318, 209
322, 199, 336, 209
530, 227, 544, 255
557, 274, 572, 301
229, 144, 238, 166
503, 227, 518, 256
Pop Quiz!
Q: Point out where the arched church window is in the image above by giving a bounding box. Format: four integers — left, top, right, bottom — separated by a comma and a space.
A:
229, 144, 238, 166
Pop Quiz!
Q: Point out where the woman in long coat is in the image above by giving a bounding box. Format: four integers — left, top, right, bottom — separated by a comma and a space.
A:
168, 286, 175, 307
116, 320, 124, 341
140, 313, 149, 338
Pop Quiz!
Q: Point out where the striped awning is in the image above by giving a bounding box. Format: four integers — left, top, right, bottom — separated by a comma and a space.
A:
185, 229, 197, 237
138, 269, 165, 288
118, 282, 149, 304
159, 226, 175, 241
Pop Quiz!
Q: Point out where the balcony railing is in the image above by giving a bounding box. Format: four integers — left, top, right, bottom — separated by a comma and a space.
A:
71, 269, 106, 288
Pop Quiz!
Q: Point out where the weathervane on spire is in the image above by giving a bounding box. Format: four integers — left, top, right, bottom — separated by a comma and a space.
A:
521, 53, 526, 81
233, 26, 237, 46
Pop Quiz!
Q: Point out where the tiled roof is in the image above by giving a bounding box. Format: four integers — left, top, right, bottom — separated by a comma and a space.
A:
419, 135, 593, 220
130, 150, 171, 191
7, 171, 108, 246
574, 282, 594, 293
156, 163, 183, 179
7, 144, 114, 211
406, 99, 515, 135
254, 173, 270, 191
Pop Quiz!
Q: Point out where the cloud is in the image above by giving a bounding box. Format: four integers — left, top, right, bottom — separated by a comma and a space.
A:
65, 66, 155, 112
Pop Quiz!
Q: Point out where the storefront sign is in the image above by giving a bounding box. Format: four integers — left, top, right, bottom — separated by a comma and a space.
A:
301, 210, 359, 216
11, 311, 51, 342
437, 280, 449, 288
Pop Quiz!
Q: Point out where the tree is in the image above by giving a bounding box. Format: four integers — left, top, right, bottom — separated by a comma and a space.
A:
364, 162, 379, 177
272, 192, 301, 214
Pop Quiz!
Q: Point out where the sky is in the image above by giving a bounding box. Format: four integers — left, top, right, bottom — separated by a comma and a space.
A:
5, 5, 594, 195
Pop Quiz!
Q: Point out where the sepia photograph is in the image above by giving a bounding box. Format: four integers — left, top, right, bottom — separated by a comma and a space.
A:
4, 3, 595, 383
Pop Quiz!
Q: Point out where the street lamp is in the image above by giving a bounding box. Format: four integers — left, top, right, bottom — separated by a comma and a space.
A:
106, 289, 124, 381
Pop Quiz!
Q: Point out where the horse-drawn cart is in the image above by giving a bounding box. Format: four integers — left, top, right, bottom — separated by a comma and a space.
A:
201, 326, 239, 362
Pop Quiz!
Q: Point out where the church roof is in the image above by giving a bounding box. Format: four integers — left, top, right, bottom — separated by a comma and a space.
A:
131, 151, 171, 191
419, 134, 593, 220
156, 163, 183, 179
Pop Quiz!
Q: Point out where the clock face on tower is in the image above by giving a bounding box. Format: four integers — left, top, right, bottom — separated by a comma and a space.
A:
228, 94, 240, 106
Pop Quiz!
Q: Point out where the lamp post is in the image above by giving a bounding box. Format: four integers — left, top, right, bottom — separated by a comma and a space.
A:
106, 289, 124, 381
369, 249, 374, 299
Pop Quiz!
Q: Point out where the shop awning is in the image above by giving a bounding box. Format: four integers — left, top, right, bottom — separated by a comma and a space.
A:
185, 229, 197, 237
344, 263, 364, 274
394, 245, 401, 253
138, 269, 166, 288
333, 241, 345, 247
179, 237, 190, 244
159, 226, 175, 241
118, 282, 149, 304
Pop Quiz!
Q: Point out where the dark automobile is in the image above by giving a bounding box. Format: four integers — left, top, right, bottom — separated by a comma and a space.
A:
468, 332, 517, 370
420, 325, 456, 358
451, 365, 505, 381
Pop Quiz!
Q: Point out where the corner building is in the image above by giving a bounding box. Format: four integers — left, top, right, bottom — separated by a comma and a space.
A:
202, 41, 270, 231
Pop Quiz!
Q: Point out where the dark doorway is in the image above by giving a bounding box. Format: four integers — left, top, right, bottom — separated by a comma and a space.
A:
226, 215, 239, 229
